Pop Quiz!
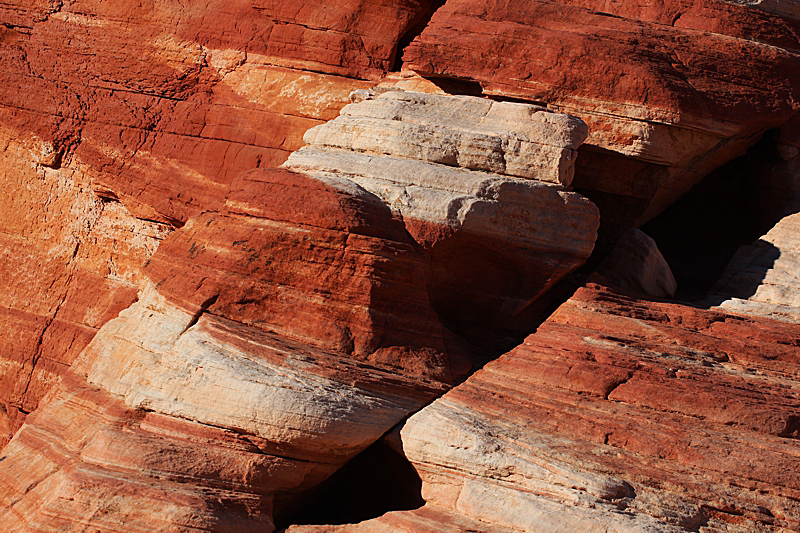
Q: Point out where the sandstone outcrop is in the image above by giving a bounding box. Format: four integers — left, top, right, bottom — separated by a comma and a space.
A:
0, 169, 457, 533
2, 1, 800, 531
0, 88, 598, 531
403, 0, 800, 236
293, 283, 800, 532
0, 126, 172, 446
0, 0, 437, 440
285, 90, 598, 342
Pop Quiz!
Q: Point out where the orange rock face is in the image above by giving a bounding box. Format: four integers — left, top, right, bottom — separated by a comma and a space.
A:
0, 0, 436, 441
345, 284, 800, 532
403, 0, 800, 233
0, 168, 459, 532
2, 1, 800, 531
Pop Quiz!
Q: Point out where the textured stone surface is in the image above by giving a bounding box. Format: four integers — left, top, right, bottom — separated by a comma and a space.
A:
0, 126, 172, 447
0, 169, 459, 532
322, 284, 800, 533
0, 0, 436, 444
594, 228, 677, 298
288, 506, 517, 533
294, 89, 587, 185
285, 90, 598, 343
0, 80, 599, 528
3, 1, 800, 531
403, 0, 800, 231
711, 210, 800, 322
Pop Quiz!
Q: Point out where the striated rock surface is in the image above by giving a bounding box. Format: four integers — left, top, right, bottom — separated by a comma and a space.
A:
0, 169, 456, 532
594, 228, 677, 298
296, 283, 800, 532
0, 88, 598, 530
710, 210, 800, 322
0, 126, 172, 446
3, 1, 800, 531
0, 0, 438, 443
403, 0, 800, 235
285, 90, 598, 342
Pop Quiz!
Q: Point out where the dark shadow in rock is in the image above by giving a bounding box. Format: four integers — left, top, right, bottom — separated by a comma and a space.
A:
572, 145, 668, 245
392, 0, 447, 71
641, 129, 796, 302
274, 439, 424, 528
426, 76, 486, 96
702, 238, 781, 306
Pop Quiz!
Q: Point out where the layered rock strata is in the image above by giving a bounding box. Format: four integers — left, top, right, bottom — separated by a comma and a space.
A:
403, 0, 800, 234
292, 283, 800, 532
0, 0, 437, 440
0, 169, 457, 533
285, 90, 598, 342
0, 89, 599, 531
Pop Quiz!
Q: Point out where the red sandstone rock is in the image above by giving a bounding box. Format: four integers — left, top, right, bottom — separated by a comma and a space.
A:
3, 1, 800, 531
0, 167, 463, 532
0, 0, 435, 444
337, 284, 800, 532
403, 0, 800, 233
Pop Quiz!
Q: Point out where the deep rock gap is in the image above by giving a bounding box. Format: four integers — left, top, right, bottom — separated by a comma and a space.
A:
641, 129, 795, 301
391, 0, 447, 72
274, 438, 424, 528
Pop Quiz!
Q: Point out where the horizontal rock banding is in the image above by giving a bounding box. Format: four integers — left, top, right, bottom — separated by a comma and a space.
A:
285, 90, 599, 343
402, 0, 800, 232
354, 284, 800, 532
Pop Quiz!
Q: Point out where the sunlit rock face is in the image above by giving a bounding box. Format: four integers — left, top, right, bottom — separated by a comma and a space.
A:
0, 0, 436, 440
0, 88, 598, 532
285, 89, 599, 344
289, 283, 800, 533
403, 0, 800, 237
2, 0, 800, 531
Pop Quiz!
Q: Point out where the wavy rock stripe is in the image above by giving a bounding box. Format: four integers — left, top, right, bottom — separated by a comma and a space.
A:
293, 284, 800, 532
0, 86, 599, 531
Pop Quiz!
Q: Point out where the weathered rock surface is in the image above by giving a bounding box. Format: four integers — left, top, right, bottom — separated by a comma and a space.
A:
2, 1, 800, 531
0, 126, 172, 446
0, 168, 457, 532
285, 90, 598, 342
594, 228, 677, 298
0, 0, 437, 443
292, 89, 587, 186
710, 210, 800, 321
403, 0, 800, 235
0, 84, 598, 531
296, 283, 800, 532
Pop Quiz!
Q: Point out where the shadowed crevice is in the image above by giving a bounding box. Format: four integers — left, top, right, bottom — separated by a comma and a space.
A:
391, 0, 447, 72
641, 129, 794, 301
274, 438, 424, 528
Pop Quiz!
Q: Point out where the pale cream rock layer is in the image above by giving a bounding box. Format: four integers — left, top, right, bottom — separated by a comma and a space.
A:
711, 210, 800, 321
293, 90, 588, 186
285, 90, 599, 259
73, 281, 446, 458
